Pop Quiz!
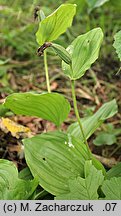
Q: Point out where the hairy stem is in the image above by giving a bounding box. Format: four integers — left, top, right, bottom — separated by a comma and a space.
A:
71, 80, 91, 158
44, 50, 51, 93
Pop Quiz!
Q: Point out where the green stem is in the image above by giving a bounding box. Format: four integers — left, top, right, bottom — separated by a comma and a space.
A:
116, 66, 121, 75
44, 50, 51, 93
71, 80, 91, 159
34, 190, 49, 200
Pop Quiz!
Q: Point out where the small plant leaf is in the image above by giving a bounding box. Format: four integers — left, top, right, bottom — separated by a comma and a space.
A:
106, 162, 121, 179
0, 159, 38, 200
86, 0, 109, 12
113, 30, 121, 61
93, 132, 116, 146
68, 99, 118, 140
56, 160, 104, 199
4, 92, 71, 127
36, 4, 76, 45
102, 177, 121, 199
62, 28, 103, 80
23, 131, 90, 195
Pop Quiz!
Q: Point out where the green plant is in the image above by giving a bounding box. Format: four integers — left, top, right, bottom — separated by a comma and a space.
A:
36, 4, 76, 92
86, 0, 110, 12
113, 30, 121, 74
0, 160, 38, 199
93, 123, 121, 146
1, 3, 121, 200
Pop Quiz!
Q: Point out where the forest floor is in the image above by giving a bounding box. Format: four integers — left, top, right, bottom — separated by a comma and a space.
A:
0, 54, 121, 171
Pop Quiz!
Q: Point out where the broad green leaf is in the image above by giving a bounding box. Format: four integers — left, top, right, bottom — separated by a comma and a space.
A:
23, 131, 90, 195
102, 177, 121, 199
56, 160, 104, 199
93, 132, 116, 146
106, 163, 121, 179
62, 28, 103, 80
4, 92, 70, 127
0, 159, 38, 200
36, 4, 76, 45
86, 0, 109, 12
68, 99, 118, 140
113, 30, 121, 61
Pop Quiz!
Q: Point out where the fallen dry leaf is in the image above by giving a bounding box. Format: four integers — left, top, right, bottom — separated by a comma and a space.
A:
0, 118, 32, 138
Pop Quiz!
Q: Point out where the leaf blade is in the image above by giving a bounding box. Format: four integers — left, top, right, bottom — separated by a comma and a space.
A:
0, 159, 38, 200
62, 28, 103, 80
106, 162, 121, 179
36, 4, 76, 45
93, 132, 116, 146
56, 160, 104, 199
102, 177, 121, 200
113, 30, 121, 61
4, 92, 71, 127
68, 99, 118, 140
23, 131, 90, 195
